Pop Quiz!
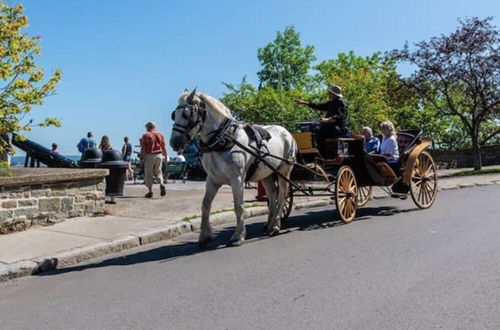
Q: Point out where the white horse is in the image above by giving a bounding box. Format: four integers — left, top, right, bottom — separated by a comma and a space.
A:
170, 89, 297, 247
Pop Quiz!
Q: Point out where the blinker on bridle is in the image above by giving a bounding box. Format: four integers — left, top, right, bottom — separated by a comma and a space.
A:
171, 102, 206, 142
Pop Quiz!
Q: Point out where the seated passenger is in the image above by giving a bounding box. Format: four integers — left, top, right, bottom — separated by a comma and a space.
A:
361, 127, 380, 153
379, 121, 399, 163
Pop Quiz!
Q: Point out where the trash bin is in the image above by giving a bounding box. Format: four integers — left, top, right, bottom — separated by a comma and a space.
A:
80, 148, 103, 168
100, 150, 129, 196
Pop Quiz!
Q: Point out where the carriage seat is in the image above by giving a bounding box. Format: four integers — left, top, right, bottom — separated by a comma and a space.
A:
397, 133, 416, 155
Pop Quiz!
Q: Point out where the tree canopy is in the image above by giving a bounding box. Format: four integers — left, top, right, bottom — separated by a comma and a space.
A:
0, 3, 62, 155
391, 17, 499, 169
257, 26, 315, 91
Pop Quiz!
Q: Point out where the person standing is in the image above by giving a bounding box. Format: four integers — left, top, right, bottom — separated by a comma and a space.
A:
122, 136, 133, 180
140, 121, 167, 198
294, 85, 350, 157
361, 127, 380, 153
77, 132, 97, 158
98, 135, 113, 151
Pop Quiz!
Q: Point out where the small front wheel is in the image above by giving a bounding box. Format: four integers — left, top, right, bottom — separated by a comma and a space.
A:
357, 186, 373, 207
335, 166, 358, 223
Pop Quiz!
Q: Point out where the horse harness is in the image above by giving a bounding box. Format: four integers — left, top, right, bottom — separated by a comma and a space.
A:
172, 101, 273, 182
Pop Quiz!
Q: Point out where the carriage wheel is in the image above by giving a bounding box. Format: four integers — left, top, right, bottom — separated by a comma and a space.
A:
280, 187, 294, 228
306, 163, 332, 182
356, 186, 373, 207
410, 151, 438, 209
335, 166, 358, 223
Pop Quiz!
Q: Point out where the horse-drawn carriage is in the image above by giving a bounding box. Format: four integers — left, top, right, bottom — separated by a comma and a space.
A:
279, 123, 438, 224
170, 89, 438, 247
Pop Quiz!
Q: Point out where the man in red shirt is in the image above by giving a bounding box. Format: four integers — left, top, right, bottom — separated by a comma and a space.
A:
140, 121, 168, 198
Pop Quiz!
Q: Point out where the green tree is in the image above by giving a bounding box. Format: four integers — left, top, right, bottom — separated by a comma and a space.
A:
392, 17, 499, 169
315, 51, 426, 133
221, 77, 318, 131
0, 3, 62, 156
257, 26, 315, 91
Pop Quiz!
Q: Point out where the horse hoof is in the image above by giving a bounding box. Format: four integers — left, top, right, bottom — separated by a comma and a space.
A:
198, 237, 213, 249
226, 238, 244, 247
266, 226, 280, 237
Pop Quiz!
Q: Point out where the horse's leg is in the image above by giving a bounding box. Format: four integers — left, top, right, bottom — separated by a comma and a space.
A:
262, 175, 278, 234
199, 177, 220, 248
267, 165, 293, 236
227, 176, 246, 247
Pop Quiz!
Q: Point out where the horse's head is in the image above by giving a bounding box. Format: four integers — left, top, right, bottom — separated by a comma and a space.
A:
170, 89, 206, 152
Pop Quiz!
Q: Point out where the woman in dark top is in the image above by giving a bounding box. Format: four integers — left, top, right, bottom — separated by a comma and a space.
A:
295, 84, 350, 157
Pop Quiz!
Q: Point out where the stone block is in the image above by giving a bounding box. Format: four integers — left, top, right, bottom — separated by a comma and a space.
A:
14, 207, 38, 218
1, 200, 17, 209
96, 182, 105, 191
85, 192, 104, 201
18, 199, 37, 207
79, 180, 98, 191
30, 213, 49, 226
68, 209, 84, 218
65, 188, 80, 196
48, 213, 66, 224
61, 197, 74, 212
51, 188, 67, 196
0, 209, 12, 221
8, 191, 22, 199
38, 198, 61, 212
31, 189, 50, 198
11, 217, 28, 231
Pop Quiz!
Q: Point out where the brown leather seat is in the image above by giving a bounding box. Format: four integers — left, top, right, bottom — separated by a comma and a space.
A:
396, 132, 416, 155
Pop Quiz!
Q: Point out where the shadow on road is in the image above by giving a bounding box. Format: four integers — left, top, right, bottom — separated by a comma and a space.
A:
38, 204, 418, 278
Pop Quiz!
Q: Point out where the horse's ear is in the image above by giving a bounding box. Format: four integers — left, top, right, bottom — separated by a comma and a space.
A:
186, 88, 197, 104
183, 88, 189, 93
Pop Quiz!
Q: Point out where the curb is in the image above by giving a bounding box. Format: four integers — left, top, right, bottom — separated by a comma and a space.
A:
1, 177, 499, 283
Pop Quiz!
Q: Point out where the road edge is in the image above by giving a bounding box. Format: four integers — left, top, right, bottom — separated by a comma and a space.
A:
1, 179, 499, 283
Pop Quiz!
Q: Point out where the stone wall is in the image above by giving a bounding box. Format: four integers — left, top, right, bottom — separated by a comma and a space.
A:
430, 145, 500, 168
0, 169, 108, 234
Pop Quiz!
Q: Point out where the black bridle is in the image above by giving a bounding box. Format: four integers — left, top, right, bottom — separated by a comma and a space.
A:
171, 101, 207, 144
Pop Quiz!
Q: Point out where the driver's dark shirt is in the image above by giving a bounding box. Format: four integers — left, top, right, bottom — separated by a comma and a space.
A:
306, 98, 349, 133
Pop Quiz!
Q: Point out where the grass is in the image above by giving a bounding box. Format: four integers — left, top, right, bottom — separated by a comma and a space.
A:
446, 168, 500, 177
181, 202, 266, 222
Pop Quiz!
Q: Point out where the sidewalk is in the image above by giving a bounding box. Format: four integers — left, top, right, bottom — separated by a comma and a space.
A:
2, 167, 500, 281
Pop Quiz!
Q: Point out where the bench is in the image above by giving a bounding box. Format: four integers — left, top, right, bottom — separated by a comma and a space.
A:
163, 162, 187, 183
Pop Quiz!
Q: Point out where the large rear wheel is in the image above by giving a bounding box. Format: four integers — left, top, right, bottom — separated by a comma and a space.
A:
335, 166, 358, 223
410, 151, 438, 209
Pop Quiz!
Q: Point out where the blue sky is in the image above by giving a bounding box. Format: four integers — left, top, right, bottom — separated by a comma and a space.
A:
14, 0, 500, 156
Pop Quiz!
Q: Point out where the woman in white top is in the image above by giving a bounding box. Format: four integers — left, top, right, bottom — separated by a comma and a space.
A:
379, 120, 399, 162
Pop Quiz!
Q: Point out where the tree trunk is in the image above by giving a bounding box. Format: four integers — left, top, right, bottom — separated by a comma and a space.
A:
471, 128, 482, 170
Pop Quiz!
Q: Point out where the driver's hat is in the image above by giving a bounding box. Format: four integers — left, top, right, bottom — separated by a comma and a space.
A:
328, 85, 343, 98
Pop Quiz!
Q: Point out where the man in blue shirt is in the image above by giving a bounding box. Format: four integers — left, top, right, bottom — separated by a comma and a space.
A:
361, 127, 380, 153
77, 131, 97, 158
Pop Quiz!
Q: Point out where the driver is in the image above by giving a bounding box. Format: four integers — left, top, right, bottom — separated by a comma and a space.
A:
295, 84, 350, 157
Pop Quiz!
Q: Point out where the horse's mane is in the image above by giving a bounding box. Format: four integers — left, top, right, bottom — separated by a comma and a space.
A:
179, 90, 232, 119
198, 93, 233, 119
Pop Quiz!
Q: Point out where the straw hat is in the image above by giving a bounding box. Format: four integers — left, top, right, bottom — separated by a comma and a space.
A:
328, 84, 343, 98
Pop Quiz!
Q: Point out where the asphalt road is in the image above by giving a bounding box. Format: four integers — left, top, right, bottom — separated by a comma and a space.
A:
1, 185, 500, 330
